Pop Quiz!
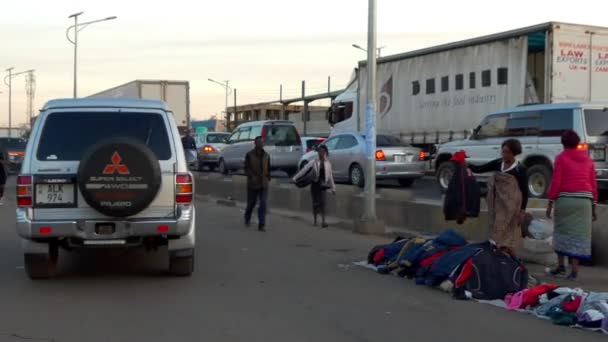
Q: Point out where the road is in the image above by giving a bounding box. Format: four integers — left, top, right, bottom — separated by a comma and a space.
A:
0, 177, 604, 342
214, 168, 443, 201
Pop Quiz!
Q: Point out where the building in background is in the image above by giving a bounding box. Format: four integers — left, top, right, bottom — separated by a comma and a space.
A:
226, 103, 330, 136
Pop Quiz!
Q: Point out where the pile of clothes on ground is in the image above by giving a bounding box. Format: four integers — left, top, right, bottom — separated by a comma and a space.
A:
358, 229, 608, 334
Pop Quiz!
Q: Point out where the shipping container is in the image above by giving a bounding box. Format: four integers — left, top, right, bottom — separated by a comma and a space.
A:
89, 80, 191, 133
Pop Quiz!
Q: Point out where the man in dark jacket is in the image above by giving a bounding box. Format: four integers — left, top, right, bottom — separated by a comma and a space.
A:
244, 136, 271, 231
181, 129, 197, 150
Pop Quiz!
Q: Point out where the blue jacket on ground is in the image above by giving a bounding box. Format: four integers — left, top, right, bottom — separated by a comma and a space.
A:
423, 242, 488, 286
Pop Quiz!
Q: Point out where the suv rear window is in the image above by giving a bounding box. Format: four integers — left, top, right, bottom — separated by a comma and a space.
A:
264, 125, 301, 146
584, 109, 608, 136
0, 138, 26, 150
37, 112, 172, 161
377, 135, 406, 147
207, 133, 229, 143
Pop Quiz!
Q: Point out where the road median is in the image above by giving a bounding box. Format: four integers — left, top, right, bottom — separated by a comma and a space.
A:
194, 172, 608, 266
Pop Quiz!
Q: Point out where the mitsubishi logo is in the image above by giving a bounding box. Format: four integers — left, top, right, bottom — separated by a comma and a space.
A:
102, 152, 130, 175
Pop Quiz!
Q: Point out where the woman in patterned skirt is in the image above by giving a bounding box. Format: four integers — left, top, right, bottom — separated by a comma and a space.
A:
547, 130, 598, 281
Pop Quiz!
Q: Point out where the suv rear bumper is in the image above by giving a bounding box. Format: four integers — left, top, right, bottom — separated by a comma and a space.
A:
16, 205, 195, 244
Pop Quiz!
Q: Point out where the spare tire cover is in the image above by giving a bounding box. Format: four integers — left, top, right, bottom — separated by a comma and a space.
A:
78, 137, 162, 217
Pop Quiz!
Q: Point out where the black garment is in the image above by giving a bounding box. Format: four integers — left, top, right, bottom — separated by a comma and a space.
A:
310, 162, 327, 216
444, 162, 481, 223
469, 159, 528, 210
0, 161, 6, 185
181, 135, 197, 150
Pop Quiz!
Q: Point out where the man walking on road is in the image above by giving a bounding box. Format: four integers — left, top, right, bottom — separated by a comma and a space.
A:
244, 136, 271, 231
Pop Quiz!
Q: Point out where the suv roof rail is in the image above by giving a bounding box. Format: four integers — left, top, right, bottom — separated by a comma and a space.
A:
516, 102, 542, 107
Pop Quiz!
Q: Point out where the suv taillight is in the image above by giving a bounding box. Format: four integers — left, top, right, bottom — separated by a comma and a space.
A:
419, 150, 427, 161
17, 175, 33, 207
375, 150, 386, 161
175, 173, 193, 204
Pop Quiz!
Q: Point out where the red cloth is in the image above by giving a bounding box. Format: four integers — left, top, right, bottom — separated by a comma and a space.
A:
562, 295, 583, 312
548, 149, 598, 202
521, 284, 559, 308
372, 248, 385, 265
455, 259, 473, 288
450, 151, 468, 164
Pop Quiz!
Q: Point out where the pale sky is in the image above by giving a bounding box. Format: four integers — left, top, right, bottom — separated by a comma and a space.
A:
0, 0, 605, 127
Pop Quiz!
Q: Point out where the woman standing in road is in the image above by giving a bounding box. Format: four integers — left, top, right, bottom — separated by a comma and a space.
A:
546, 130, 597, 281
293, 145, 336, 228
468, 139, 528, 257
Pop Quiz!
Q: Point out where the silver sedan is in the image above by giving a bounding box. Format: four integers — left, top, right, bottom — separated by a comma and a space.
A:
297, 132, 426, 187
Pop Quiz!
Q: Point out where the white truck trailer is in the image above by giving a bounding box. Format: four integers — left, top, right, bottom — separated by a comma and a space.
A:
329, 22, 608, 152
89, 80, 191, 134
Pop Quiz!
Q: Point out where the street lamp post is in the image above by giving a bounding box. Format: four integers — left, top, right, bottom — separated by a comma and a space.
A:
4, 68, 35, 138
352, 43, 386, 57
354, 0, 384, 234
66, 12, 117, 98
208, 79, 232, 130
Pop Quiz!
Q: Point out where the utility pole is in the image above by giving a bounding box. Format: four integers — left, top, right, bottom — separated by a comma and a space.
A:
6, 67, 13, 137
233, 88, 237, 131
301, 81, 307, 136
355, 0, 384, 234
4, 67, 34, 138
25, 70, 36, 124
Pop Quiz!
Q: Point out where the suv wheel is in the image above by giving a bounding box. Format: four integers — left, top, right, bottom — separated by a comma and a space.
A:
436, 162, 455, 193
527, 164, 552, 198
169, 249, 194, 276
24, 244, 58, 280
218, 159, 229, 175
349, 164, 365, 188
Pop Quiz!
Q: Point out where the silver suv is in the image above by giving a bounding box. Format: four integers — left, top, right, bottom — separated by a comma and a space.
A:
218, 120, 303, 176
17, 98, 196, 279
435, 102, 608, 198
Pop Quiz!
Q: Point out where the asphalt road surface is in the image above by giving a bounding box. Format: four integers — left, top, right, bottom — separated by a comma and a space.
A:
0, 177, 604, 342
207, 168, 443, 201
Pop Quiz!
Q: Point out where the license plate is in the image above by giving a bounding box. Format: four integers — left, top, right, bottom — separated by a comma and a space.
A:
395, 155, 413, 163
276, 146, 293, 152
590, 148, 605, 161
36, 183, 75, 205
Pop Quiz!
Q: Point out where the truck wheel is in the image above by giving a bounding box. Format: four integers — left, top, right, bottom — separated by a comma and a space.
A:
218, 159, 229, 175
169, 249, 194, 276
349, 164, 365, 188
436, 162, 455, 193
398, 179, 415, 187
24, 244, 58, 280
527, 164, 552, 198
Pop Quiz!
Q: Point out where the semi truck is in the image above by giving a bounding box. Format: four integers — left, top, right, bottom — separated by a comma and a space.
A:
328, 22, 608, 153
89, 80, 191, 134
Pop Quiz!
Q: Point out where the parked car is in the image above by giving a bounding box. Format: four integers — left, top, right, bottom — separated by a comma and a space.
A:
218, 120, 303, 176
298, 133, 426, 187
17, 98, 196, 279
195, 132, 230, 171
301, 137, 326, 153
0, 137, 27, 174
434, 102, 608, 198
